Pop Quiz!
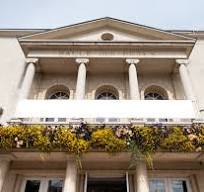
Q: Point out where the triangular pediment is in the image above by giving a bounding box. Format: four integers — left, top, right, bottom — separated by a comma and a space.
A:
19, 17, 194, 41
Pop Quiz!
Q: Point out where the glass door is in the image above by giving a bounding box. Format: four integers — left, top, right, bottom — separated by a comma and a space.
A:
84, 172, 129, 192
149, 178, 192, 192
169, 179, 191, 192
21, 178, 64, 192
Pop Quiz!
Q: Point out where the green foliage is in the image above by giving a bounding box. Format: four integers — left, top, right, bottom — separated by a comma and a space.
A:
131, 126, 161, 153
33, 136, 52, 152
197, 125, 204, 149
91, 128, 126, 152
128, 126, 161, 168
55, 128, 90, 154
0, 125, 90, 154
0, 125, 19, 150
160, 127, 195, 152
0, 124, 204, 162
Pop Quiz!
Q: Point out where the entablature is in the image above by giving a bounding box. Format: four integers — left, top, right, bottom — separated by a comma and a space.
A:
19, 40, 195, 59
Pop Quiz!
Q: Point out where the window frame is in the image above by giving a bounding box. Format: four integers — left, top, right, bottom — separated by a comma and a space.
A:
149, 177, 192, 192
20, 177, 64, 192
95, 87, 119, 123
144, 92, 167, 100
48, 91, 70, 100
96, 91, 118, 100
45, 84, 70, 100
95, 85, 119, 100
143, 85, 169, 100
84, 172, 130, 192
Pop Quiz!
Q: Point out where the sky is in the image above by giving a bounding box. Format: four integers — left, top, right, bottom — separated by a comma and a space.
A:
0, 0, 204, 30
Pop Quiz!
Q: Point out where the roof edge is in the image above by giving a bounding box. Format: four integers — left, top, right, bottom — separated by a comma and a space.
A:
18, 17, 195, 41
0, 17, 203, 39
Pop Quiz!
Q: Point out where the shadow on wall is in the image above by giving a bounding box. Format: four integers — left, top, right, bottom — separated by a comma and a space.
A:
0, 107, 4, 125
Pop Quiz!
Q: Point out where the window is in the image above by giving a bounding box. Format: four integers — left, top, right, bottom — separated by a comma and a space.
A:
46, 85, 70, 100
45, 118, 55, 122
96, 92, 117, 100
21, 178, 64, 192
145, 92, 166, 100
149, 178, 191, 192
149, 179, 165, 192
171, 180, 188, 192
48, 91, 69, 100
95, 85, 119, 100
95, 85, 119, 123
47, 179, 63, 192
144, 85, 168, 100
24, 180, 40, 192
85, 173, 128, 192
87, 178, 126, 192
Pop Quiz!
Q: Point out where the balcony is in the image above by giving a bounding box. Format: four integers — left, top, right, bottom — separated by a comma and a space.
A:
13, 99, 196, 125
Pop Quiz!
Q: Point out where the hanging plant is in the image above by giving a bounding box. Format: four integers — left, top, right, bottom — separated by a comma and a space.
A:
160, 127, 196, 152
91, 128, 126, 153
0, 123, 204, 165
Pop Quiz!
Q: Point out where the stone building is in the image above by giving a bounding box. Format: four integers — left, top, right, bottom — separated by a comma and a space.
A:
0, 17, 204, 192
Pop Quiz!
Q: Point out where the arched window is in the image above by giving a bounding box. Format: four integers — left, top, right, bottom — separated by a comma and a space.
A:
46, 85, 70, 100
49, 91, 69, 99
144, 85, 168, 100
95, 85, 119, 100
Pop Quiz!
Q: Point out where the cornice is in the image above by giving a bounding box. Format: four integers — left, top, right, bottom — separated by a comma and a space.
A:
19, 40, 195, 49
20, 40, 195, 57
19, 39, 196, 43
0, 29, 46, 38
18, 17, 194, 41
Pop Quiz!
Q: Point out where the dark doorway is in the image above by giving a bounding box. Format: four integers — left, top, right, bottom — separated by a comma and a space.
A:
87, 177, 127, 192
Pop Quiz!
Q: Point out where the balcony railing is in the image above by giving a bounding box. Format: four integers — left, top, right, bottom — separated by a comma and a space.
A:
12, 99, 196, 124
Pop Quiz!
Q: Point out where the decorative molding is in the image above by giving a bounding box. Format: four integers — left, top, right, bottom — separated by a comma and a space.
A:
126, 58, 140, 65
176, 59, 189, 66
25, 58, 39, 64
75, 58, 89, 64
28, 49, 188, 59
21, 40, 194, 59
200, 109, 204, 113
0, 107, 3, 116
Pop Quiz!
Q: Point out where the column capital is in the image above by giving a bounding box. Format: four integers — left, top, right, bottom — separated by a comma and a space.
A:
26, 58, 38, 64
126, 58, 140, 65
65, 155, 77, 161
176, 59, 189, 66
76, 58, 89, 65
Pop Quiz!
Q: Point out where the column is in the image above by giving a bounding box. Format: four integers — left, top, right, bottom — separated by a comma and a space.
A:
63, 160, 77, 192
135, 161, 149, 192
126, 59, 140, 100
176, 59, 195, 100
75, 58, 89, 100
19, 58, 38, 100
200, 109, 204, 119
0, 160, 10, 192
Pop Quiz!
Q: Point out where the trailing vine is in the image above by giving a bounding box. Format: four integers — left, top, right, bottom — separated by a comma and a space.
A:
0, 123, 204, 168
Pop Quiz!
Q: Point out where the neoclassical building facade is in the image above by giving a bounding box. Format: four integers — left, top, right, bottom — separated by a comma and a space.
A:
0, 17, 204, 192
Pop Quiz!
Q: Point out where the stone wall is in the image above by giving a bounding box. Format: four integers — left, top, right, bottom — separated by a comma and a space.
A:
188, 39, 204, 116
0, 37, 25, 123
29, 72, 184, 100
